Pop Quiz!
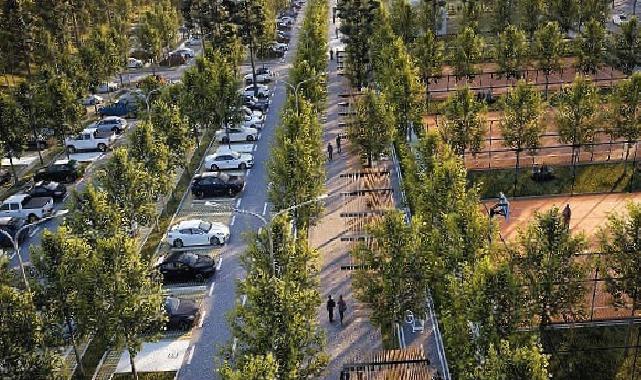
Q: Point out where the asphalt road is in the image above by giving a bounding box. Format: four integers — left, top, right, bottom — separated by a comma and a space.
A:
176, 12, 306, 380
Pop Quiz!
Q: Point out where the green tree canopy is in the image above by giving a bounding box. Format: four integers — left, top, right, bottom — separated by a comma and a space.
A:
495, 25, 528, 78
451, 26, 484, 78
534, 21, 564, 97
576, 18, 606, 74
442, 85, 487, 157
348, 89, 396, 167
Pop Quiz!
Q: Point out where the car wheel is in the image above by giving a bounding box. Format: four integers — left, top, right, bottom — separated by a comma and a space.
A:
246, 135, 255, 141
195, 273, 204, 282
66, 146, 76, 154
36, 142, 46, 150
210, 236, 221, 246
98, 143, 107, 152
179, 320, 191, 331
112, 127, 120, 134
227, 188, 235, 197
28, 214, 37, 224
210, 164, 219, 171
239, 163, 247, 170
173, 239, 183, 248
195, 191, 204, 199
65, 175, 74, 183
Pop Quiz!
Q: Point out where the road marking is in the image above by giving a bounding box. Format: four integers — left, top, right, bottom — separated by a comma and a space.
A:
253, 144, 257, 152
198, 311, 206, 328
63, 194, 69, 203
29, 227, 41, 238
262, 202, 268, 216
230, 215, 236, 226
241, 294, 247, 306
246, 169, 251, 177
186, 346, 195, 364
257, 133, 262, 140
235, 198, 242, 208
208, 282, 215, 297
216, 257, 223, 271
231, 338, 237, 354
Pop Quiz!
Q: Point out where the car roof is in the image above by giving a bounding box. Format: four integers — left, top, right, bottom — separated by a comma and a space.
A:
82, 127, 97, 133
102, 116, 122, 121
173, 219, 205, 229
195, 172, 227, 179
53, 159, 72, 166
4, 193, 29, 203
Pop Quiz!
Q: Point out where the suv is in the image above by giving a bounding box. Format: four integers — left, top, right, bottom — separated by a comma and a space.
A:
0, 217, 28, 247
34, 160, 82, 184
92, 116, 127, 137
204, 151, 254, 171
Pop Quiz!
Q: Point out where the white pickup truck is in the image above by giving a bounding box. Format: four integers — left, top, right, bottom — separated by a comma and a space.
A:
0, 193, 54, 223
65, 128, 116, 153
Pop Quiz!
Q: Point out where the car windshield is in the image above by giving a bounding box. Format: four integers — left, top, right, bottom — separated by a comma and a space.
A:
181, 253, 199, 265
218, 173, 229, 182
165, 298, 180, 313
199, 221, 212, 232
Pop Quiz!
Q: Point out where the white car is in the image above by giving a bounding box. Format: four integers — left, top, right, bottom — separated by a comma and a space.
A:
118, 89, 145, 105
96, 82, 119, 94
81, 94, 103, 106
90, 116, 127, 135
127, 58, 144, 69
278, 16, 295, 25
613, 14, 628, 26
243, 84, 270, 99
244, 72, 272, 85
272, 42, 288, 52
242, 113, 264, 129
185, 36, 202, 47
215, 126, 258, 143
204, 151, 254, 171
167, 219, 230, 248
174, 47, 195, 59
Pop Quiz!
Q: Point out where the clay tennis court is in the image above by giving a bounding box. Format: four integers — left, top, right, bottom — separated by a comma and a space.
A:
487, 192, 641, 240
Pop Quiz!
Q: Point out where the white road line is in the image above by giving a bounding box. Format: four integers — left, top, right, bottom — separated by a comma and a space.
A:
230, 215, 236, 226
216, 257, 223, 271
231, 338, 237, 354
235, 198, 242, 208
186, 346, 195, 364
241, 294, 247, 306
253, 144, 257, 152
246, 169, 251, 177
198, 311, 206, 328
29, 227, 41, 238
208, 282, 215, 297
262, 202, 268, 216
62, 194, 69, 203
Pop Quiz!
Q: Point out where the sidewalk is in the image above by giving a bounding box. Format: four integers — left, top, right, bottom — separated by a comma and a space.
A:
308, 7, 382, 379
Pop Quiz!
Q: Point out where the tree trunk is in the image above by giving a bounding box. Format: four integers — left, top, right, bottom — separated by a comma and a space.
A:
367, 151, 372, 168
245, 3, 259, 98
571, 146, 577, 193
128, 347, 139, 380
544, 71, 550, 99
66, 316, 86, 377
514, 149, 520, 196
8, 154, 17, 186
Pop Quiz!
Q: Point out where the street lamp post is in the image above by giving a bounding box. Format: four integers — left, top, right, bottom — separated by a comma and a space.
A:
145, 88, 162, 119
233, 193, 331, 275
0, 210, 69, 292
280, 73, 323, 115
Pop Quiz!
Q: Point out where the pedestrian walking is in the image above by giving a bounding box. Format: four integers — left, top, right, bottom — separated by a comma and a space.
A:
562, 204, 571, 227
326, 295, 336, 323
327, 142, 333, 161
335, 27, 339, 38
330, 49, 334, 60
338, 295, 347, 325
335, 134, 341, 153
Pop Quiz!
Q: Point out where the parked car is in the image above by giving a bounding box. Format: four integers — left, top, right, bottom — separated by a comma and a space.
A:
243, 95, 270, 112
242, 106, 265, 123
243, 84, 270, 99
27, 181, 67, 201
0, 193, 54, 223
98, 100, 138, 118
174, 47, 195, 59
160, 53, 187, 67
90, 116, 128, 136
166, 219, 230, 248
613, 13, 628, 26
204, 151, 254, 171
191, 172, 245, 198
165, 296, 200, 331
0, 217, 28, 247
278, 16, 295, 25
215, 126, 258, 143
158, 252, 216, 282
277, 21, 292, 31
64, 128, 116, 153
26, 137, 48, 151
81, 94, 104, 106
95, 82, 119, 94
244, 72, 272, 85
118, 89, 145, 105
127, 57, 144, 69
0, 169, 11, 186
277, 32, 291, 44
34, 160, 81, 184
185, 36, 202, 47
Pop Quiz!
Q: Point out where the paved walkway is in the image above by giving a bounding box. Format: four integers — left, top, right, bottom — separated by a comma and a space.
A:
308, 5, 382, 379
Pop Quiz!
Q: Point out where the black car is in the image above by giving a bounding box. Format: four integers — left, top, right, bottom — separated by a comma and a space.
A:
34, 160, 81, 184
165, 297, 200, 331
28, 181, 67, 201
243, 95, 269, 113
26, 137, 48, 151
191, 172, 244, 198
0, 217, 28, 247
158, 252, 216, 282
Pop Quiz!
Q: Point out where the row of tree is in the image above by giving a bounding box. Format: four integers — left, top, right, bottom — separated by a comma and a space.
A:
222, 0, 330, 378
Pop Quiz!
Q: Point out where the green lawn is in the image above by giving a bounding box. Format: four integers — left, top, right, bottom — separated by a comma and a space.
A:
469, 161, 641, 199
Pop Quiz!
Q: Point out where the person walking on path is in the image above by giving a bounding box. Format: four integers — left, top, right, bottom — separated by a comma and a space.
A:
330, 49, 334, 60
338, 295, 347, 326
327, 142, 333, 161
327, 295, 336, 323
335, 134, 341, 153
562, 204, 571, 227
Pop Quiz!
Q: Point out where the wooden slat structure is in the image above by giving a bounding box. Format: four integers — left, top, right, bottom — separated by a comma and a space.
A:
340, 347, 432, 380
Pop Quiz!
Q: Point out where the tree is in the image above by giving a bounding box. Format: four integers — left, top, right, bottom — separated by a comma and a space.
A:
476, 339, 550, 380
150, 100, 193, 169
580, 0, 610, 25
0, 94, 28, 184
534, 21, 564, 98
547, 0, 578, 32
31, 227, 98, 378
495, 25, 528, 79
65, 184, 120, 245
451, 26, 484, 79
97, 234, 165, 380
462, 0, 482, 30
220, 354, 279, 380
412, 29, 444, 107
576, 18, 606, 74
611, 16, 641, 75
231, 0, 266, 97
128, 120, 171, 196
79, 26, 122, 88
352, 211, 428, 329
608, 73, 641, 165
338, 0, 379, 89
0, 261, 64, 380
389, 0, 415, 45
492, 0, 516, 32
518, 0, 544, 37
348, 89, 396, 167
556, 75, 599, 185
442, 85, 487, 157
513, 207, 589, 330
499, 80, 544, 192
136, 0, 179, 64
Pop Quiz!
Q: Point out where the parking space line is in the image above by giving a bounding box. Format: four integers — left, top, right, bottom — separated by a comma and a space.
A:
235, 198, 242, 208
253, 144, 257, 152
230, 215, 236, 226
241, 294, 247, 306
208, 282, 215, 297
262, 202, 268, 216
232, 338, 237, 354
197, 311, 206, 328
246, 169, 251, 177
29, 227, 41, 238
216, 257, 223, 271
186, 346, 195, 364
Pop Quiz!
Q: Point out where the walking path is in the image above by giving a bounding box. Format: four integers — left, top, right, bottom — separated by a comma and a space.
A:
308, 6, 383, 379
